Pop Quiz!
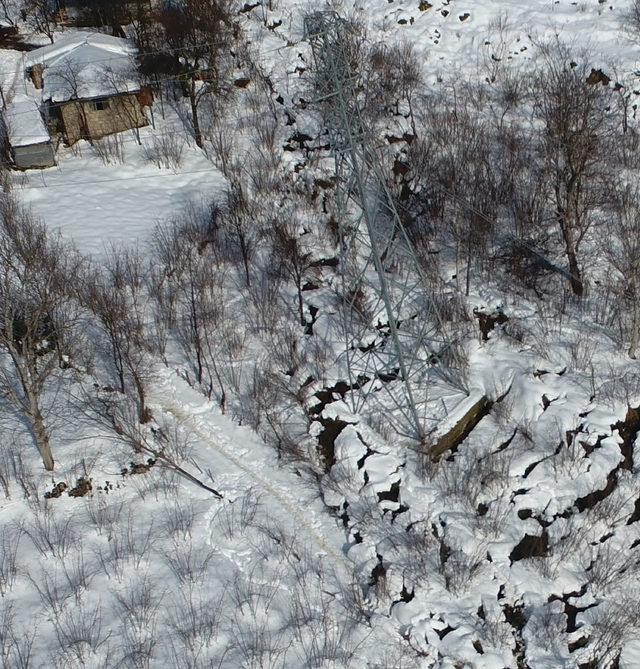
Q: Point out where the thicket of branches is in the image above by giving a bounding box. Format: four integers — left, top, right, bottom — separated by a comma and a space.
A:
398, 39, 640, 354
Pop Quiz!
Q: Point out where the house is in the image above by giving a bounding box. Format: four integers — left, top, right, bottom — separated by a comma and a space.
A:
25, 31, 150, 145
3, 95, 56, 169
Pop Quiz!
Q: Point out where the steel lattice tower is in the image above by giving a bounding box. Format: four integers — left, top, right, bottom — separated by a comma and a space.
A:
304, 12, 467, 445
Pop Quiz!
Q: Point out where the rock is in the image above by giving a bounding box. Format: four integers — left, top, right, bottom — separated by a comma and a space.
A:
474, 308, 508, 341
68, 477, 92, 497
586, 68, 610, 86
44, 481, 68, 499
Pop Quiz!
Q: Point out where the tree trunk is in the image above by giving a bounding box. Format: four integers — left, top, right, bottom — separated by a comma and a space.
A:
629, 302, 640, 359
566, 247, 584, 296
189, 80, 203, 149
132, 372, 149, 423
296, 279, 305, 327
239, 232, 251, 287
31, 404, 54, 471
557, 202, 584, 297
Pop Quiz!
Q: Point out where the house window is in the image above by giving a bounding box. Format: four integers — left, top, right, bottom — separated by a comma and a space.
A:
89, 98, 110, 111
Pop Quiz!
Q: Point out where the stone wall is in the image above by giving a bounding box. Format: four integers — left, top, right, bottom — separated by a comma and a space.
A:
60, 92, 148, 144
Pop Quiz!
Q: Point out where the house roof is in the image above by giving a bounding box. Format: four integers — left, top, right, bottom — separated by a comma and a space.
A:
25, 31, 140, 103
3, 94, 51, 147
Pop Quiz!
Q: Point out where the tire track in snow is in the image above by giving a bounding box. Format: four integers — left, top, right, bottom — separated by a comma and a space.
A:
160, 402, 354, 580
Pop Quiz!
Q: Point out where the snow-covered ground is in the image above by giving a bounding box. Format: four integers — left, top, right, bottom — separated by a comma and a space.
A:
11, 114, 225, 256
3, 1, 640, 668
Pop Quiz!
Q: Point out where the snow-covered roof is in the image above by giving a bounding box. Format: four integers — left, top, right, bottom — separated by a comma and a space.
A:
25, 31, 140, 103
3, 94, 51, 147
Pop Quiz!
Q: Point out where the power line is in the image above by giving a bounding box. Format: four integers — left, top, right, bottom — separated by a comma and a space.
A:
2, 67, 228, 121
1, 40, 219, 79
0, 36, 301, 80
1, 39, 301, 121
13, 165, 218, 190
2, 97, 298, 158
3, 123, 201, 151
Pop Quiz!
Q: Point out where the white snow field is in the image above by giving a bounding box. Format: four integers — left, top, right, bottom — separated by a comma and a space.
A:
11, 113, 226, 256
2, 0, 640, 668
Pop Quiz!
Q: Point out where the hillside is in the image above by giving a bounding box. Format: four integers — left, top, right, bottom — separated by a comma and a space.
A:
1, 1, 640, 668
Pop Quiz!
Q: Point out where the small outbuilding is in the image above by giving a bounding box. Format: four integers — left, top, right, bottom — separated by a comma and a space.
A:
3, 94, 56, 169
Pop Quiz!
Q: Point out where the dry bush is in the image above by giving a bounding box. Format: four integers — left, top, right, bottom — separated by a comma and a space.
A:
162, 538, 217, 586
207, 116, 235, 175
580, 596, 640, 668
550, 435, 587, 481
536, 516, 590, 579
382, 522, 437, 585
93, 134, 126, 165
0, 524, 22, 595
0, 601, 36, 669
84, 497, 124, 538
476, 494, 514, 540
441, 544, 485, 596
165, 586, 224, 662
0, 446, 9, 498
213, 489, 261, 541
524, 601, 566, 654
434, 453, 483, 513
23, 505, 79, 560
114, 574, 164, 669
162, 499, 197, 541
95, 509, 156, 581
478, 605, 515, 650
27, 567, 74, 616
581, 542, 638, 597
58, 549, 95, 606
141, 132, 185, 169
52, 602, 109, 666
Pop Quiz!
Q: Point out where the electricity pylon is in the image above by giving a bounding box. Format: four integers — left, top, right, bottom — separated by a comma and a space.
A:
304, 12, 467, 444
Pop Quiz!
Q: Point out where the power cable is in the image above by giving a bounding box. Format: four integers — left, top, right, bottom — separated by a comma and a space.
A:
0, 36, 302, 79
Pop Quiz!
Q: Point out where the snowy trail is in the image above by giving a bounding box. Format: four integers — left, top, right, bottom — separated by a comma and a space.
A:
152, 372, 354, 583
0, 50, 25, 99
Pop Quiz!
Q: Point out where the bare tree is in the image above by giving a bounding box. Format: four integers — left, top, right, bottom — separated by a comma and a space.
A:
407, 84, 496, 294
49, 60, 93, 144
83, 247, 155, 424
0, 0, 19, 26
606, 185, 640, 358
0, 197, 83, 470
628, 0, 640, 37
100, 65, 147, 145
221, 175, 260, 288
21, 0, 58, 43
365, 41, 423, 132
269, 213, 314, 327
150, 0, 237, 148
152, 209, 228, 409
532, 42, 613, 296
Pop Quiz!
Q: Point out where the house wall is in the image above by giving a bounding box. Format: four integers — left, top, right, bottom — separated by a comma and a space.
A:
59, 92, 148, 144
12, 142, 56, 169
